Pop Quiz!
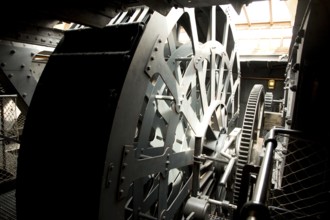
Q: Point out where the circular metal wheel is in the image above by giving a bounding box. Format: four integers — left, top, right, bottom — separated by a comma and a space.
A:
264, 92, 273, 111
233, 84, 265, 205
16, 5, 240, 220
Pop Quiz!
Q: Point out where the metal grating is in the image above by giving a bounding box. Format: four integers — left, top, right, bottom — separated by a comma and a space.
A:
0, 95, 20, 185
268, 135, 330, 219
0, 190, 16, 220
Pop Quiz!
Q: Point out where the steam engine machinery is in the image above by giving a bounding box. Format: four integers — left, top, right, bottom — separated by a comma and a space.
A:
0, 0, 329, 220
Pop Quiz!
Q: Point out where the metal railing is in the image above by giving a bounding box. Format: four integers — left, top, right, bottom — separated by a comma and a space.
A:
240, 127, 330, 219
0, 95, 20, 187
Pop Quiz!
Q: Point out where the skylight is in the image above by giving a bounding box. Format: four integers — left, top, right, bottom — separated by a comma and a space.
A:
223, 0, 297, 61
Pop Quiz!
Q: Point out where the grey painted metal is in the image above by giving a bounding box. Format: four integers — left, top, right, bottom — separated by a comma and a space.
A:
0, 22, 63, 48
16, 18, 146, 220
233, 84, 265, 205
244, 127, 302, 219
219, 157, 236, 186
15, 4, 243, 220
283, 4, 310, 131
183, 196, 211, 219
252, 140, 274, 205
141, 0, 266, 15
117, 145, 194, 199
99, 5, 241, 219
0, 41, 54, 112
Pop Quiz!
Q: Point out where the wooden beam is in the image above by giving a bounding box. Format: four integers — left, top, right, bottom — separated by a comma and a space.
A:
242, 5, 251, 27
235, 21, 292, 29
269, 0, 274, 26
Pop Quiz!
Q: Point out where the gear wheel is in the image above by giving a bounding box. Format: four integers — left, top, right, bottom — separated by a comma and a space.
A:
265, 92, 273, 111
233, 84, 265, 205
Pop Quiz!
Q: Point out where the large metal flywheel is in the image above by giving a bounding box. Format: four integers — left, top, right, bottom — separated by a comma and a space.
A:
16, 5, 241, 220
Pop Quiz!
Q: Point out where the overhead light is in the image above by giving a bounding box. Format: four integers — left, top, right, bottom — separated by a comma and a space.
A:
268, 79, 275, 89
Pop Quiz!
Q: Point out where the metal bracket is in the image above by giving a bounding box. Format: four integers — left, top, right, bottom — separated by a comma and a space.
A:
0, 41, 54, 112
